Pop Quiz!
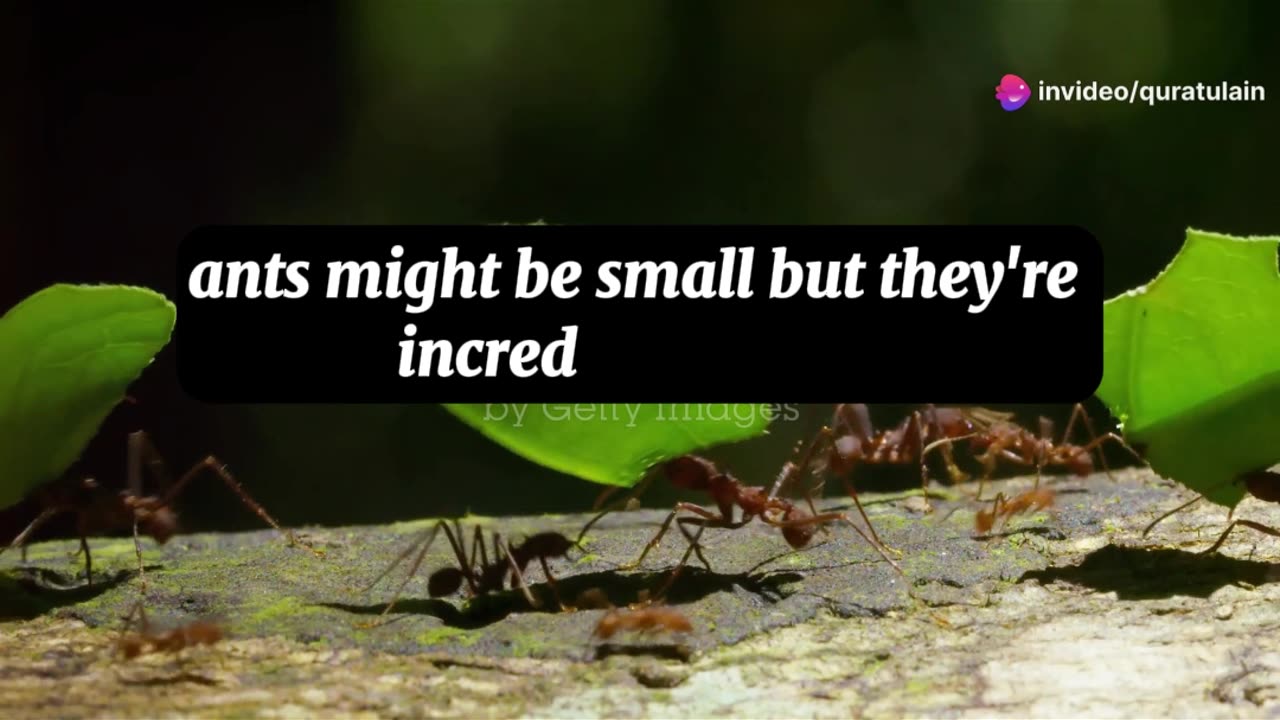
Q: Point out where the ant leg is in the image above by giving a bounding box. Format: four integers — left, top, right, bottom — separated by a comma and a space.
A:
132, 520, 148, 594
785, 510, 904, 576
592, 485, 622, 512
1141, 495, 1204, 538
76, 532, 93, 584
1074, 431, 1146, 476
536, 556, 571, 612
770, 428, 833, 537
144, 448, 321, 558
649, 524, 709, 603
1200, 519, 1280, 556
0, 506, 61, 561
500, 541, 543, 610
838, 475, 898, 555
920, 434, 977, 503
1062, 403, 1110, 480
361, 521, 451, 623
622, 502, 732, 571
575, 473, 656, 547
673, 515, 716, 571
904, 411, 938, 514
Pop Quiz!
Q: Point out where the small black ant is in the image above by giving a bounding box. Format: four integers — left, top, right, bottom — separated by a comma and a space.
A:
362, 519, 582, 624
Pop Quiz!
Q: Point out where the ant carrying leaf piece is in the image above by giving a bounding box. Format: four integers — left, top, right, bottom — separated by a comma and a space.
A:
0, 285, 319, 584
6, 430, 321, 586
0, 284, 174, 511
1096, 229, 1280, 552
361, 519, 582, 625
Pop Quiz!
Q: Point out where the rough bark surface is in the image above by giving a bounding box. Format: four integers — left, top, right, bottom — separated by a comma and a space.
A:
4, 469, 1280, 718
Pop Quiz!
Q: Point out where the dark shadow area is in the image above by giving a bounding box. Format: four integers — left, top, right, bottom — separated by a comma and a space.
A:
975, 525, 1067, 541
1022, 544, 1278, 600
0, 567, 136, 619
322, 567, 805, 630
593, 642, 693, 663
117, 671, 220, 687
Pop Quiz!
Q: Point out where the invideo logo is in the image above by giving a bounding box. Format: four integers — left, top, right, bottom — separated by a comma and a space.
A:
995, 74, 1030, 112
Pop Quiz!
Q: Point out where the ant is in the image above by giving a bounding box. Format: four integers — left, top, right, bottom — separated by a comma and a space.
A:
973, 487, 1056, 536
362, 519, 582, 624
810, 403, 1008, 515
1142, 467, 1280, 556
0, 430, 320, 587
960, 403, 1144, 500
593, 604, 693, 640
114, 600, 225, 661
609, 451, 904, 576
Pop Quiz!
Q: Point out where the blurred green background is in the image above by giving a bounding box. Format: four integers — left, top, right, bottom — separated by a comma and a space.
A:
3, 1, 1279, 535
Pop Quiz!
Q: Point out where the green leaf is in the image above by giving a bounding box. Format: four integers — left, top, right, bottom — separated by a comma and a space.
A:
1096, 228, 1280, 508
442, 403, 775, 487
0, 284, 177, 508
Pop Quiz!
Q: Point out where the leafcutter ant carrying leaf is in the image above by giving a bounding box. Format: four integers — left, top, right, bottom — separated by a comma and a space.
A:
3, 429, 321, 588
1097, 229, 1280, 554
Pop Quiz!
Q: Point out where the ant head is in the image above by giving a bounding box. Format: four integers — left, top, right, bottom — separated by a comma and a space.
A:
428, 567, 465, 597
780, 506, 817, 549
664, 456, 716, 490
974, 509, 995, 535
1243, 470, 1280, 503
138, 506, 180, 545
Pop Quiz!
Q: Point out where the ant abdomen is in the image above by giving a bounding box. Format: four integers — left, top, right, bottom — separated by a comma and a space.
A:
428, 566, 465, 597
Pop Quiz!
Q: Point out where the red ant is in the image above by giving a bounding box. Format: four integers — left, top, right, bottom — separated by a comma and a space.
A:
604, 451, 904, 576
1142, 467, 1280, 556
362, 519, 582, 624
961, 403, 1143, 500
576, 410, 923, 565
115, 600, 225, 661
811, 403, 1005, 515
973, 487, 1056, 536
593, 604, 693, 640
1, 430, 320, 587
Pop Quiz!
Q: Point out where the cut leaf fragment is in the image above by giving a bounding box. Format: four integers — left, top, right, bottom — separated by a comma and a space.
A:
1096, 229, 1280, 508
443, 403, 774, 487
0, 284, 177, 508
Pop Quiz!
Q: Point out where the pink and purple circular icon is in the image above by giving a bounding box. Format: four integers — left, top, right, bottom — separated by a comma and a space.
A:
995, 74, 1030, 111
